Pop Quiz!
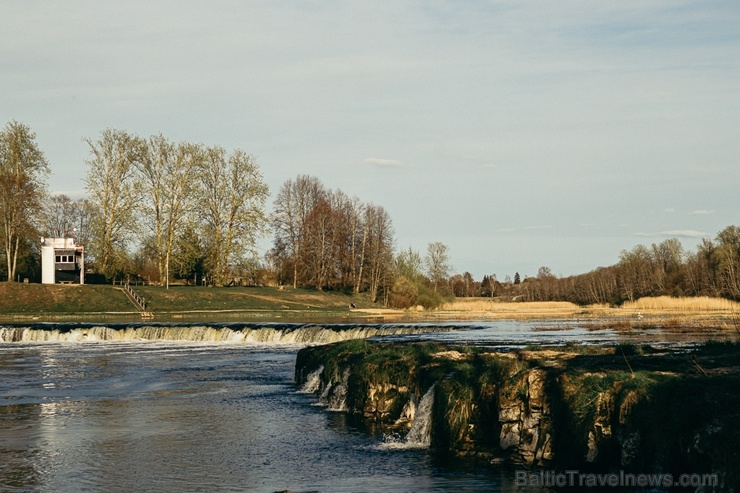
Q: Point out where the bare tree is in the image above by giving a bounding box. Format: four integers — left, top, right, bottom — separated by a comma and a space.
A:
195, 146, 268, 286
271, 175, 326, 288
39, 194, 95, 262
0, 121, 49, 281
137, 135, 200, 287
364, 204, 395, 302
84, 129, 145, 278
715, 225, 740, 299
426, 241, 451, 293
328, 190, 361, 291
345, 196, 365, 293
300, 199, 335, 290
41, 194, 76, 238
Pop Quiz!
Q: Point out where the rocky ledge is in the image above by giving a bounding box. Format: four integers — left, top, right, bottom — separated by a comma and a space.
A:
296, 340, 739, 491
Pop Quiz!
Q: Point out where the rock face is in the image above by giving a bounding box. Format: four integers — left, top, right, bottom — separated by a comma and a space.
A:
296, 340, 739, 491
497, 368, 553, 464
295, 340, 740, 491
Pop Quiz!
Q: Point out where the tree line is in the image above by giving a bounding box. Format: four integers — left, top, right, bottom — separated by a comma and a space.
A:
85, 129, 270, 287
0, 122, 453, 306
268, 174, 455, 305
3, 120, 738, 306
510, 230, 740, 304
448, 231, 740, 305
269, 175, 394, 301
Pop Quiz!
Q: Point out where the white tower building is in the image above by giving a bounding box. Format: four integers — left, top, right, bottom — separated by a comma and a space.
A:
40, 237, 85, 284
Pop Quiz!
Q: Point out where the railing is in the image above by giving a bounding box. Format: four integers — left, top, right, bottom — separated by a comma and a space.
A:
124, 283, 147, 311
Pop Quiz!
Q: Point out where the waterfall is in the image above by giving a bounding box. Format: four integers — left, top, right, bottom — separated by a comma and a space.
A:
326, 368, 350, 411
317, 382, 333, 406
0, 323, 452, 345
376, 384, 436, 450
314, 368, 350, 412
299, 365, 324, 393
404, 384, 435, 448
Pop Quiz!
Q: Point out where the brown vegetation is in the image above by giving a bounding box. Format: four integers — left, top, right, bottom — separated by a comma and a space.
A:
622, 295, 740, 312
432, 296, 740, 323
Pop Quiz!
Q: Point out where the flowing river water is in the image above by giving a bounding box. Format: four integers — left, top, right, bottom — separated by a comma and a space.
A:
0, 321, 736, 492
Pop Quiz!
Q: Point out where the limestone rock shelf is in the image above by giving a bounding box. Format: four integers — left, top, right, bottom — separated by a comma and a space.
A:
296, 340, 739, 491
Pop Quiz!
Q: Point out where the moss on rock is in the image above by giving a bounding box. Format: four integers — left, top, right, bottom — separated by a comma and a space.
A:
296, 341, 740, 490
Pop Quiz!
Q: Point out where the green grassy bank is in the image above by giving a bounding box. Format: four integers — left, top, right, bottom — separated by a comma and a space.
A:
0, 282, 370, 321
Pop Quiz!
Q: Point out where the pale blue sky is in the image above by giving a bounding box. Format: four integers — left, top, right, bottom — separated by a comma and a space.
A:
2, 1, 738, 280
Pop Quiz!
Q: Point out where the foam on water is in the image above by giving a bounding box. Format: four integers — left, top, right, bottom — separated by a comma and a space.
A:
0, 323, 453, 346
299, 365, 324, 393
376, 384, 436, 450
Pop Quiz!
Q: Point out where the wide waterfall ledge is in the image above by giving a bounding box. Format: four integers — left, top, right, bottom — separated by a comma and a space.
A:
0, 322, 454, 345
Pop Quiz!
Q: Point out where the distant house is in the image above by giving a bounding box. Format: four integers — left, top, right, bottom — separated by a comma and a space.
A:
41, 237, 85, 284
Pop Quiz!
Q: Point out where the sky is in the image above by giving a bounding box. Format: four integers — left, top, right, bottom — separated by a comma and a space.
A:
2, 1, 739, 281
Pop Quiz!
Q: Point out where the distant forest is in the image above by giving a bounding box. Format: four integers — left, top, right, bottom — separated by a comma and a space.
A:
2, 121, 738, 307
462, 227, 740, 305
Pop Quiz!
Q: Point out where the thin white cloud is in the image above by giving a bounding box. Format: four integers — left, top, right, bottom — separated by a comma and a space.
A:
659, 230, 710, 238
663, 208, 675, 213
691, 209, 714, 215
635, 230, 710, 239
364, 157, 403, 168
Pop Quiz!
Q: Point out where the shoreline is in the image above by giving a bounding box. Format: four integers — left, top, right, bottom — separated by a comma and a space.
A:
1, 306, 739, 329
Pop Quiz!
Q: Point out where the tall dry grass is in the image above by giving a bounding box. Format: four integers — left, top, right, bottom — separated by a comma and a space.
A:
439, 299, 579, 312
622, 296, 740, 312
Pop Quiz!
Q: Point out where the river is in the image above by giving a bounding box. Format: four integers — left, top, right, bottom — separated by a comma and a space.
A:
0, 321, 735, 492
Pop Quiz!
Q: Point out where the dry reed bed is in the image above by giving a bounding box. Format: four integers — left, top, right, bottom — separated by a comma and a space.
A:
622, 296, 740, 312
434, 296, 740, 322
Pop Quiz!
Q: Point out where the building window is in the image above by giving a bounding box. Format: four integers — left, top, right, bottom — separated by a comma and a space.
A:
55, 255, 74, 263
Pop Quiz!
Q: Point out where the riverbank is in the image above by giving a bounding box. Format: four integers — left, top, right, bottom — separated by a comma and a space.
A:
0, 283, 365, 322
296, 340, 740, 491
1, 283, 739, 326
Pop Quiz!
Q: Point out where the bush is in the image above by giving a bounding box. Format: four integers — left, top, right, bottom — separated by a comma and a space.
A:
416, 285, 446, 309
389, 276, 418, 309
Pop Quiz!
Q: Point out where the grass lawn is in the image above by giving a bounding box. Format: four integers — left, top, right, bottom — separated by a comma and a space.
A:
0, 282, 369, 320
0, 283, 133, 314
135, 285, 363, 312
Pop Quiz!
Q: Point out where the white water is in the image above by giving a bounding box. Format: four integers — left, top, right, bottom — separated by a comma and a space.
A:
325, 368, 350, 411
404, 384, 436, 448
310, 367, 350, 411
318, 381, 333, 405
299, 365, 324, 393
379, 384, 436, 450
0, 323, 451, 345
